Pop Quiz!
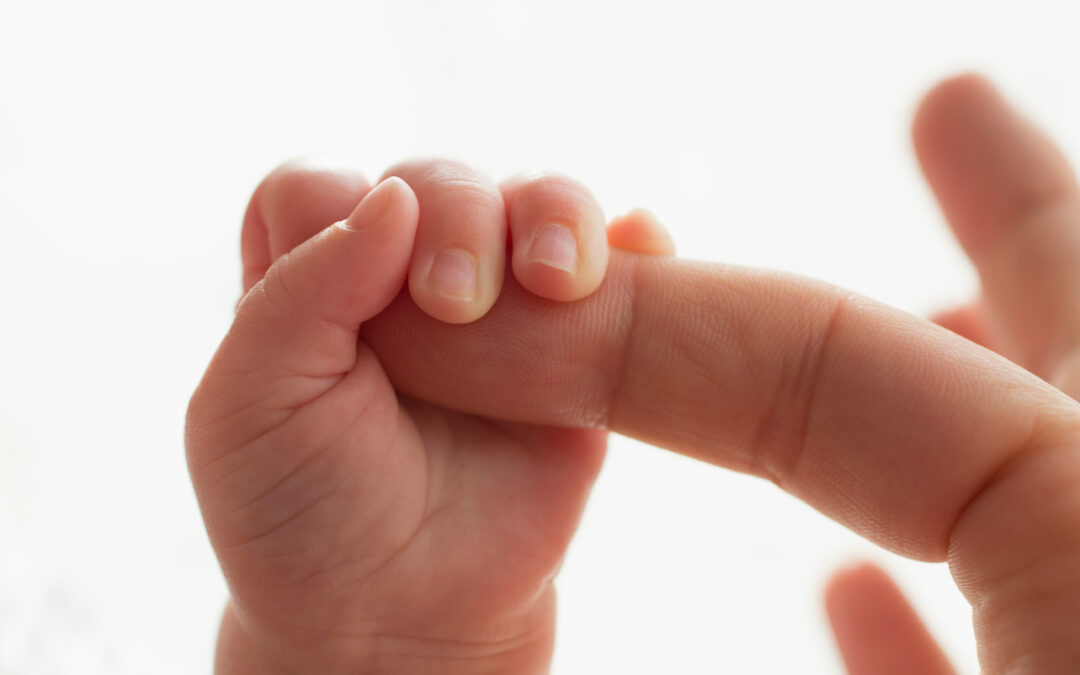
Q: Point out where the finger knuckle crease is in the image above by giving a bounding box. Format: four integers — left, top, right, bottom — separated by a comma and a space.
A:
754, 293, 851, 487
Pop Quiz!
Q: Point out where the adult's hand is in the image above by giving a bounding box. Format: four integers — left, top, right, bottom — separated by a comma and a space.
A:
826, 74, 1080, 673
348, 83, 1080, 673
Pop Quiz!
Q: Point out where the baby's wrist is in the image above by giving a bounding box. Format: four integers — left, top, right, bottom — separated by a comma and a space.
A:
215, 601, 553, 675
217, 639, 549, 675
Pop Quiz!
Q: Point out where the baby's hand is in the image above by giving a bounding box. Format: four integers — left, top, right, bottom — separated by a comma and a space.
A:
186, 159, 670, 674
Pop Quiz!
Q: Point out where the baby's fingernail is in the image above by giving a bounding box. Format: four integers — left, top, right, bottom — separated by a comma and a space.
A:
426, 248, 478, 301
528, 223, 578, 273
338, 177, 404, 231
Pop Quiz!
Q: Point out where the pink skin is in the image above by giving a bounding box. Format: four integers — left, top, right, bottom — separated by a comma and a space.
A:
188, 75, 1080, 674
825, 75, 1080, 673
190, 162, 664, 674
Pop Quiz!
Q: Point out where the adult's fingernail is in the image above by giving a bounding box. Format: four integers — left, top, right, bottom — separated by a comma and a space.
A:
528, 223, 579, 273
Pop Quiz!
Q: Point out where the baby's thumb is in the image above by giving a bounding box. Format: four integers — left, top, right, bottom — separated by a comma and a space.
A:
186, 176, 418, 507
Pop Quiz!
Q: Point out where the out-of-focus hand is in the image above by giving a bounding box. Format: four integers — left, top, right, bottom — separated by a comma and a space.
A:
826, 74, 1080, 674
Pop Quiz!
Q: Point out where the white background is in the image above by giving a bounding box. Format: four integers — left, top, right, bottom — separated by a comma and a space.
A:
2, 1, 1080, 672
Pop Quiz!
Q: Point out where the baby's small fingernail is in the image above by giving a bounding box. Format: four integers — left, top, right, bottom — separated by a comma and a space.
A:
426, 248, 478, 301
528, 223, 578, 273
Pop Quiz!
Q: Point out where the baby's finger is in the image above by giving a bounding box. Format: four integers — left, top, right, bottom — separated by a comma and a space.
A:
189, 177, 418, 479
189, 177, 422, 625
241, 159, 371, 293
606, 208, 676, 256
914, 74, 1080, 378
383, 159, 506, 324
825, 562, 956, 675
501, 173, 608, 301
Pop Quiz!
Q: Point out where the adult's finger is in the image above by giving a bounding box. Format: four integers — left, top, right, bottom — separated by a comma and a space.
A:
359, 252, 1080, 672
915, 74, 1080, 378
825, 562, 956, 675
240, 159, 371, 293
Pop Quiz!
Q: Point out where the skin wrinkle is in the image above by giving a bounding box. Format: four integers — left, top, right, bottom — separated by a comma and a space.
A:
192, 356, 367, 493
756, 292, 851, 489
946, 417, 1058, 591
291, 417, 440, 604
946, 439, 1080, 672
600, 251, 641, 430
268, 225, 413, 350
423, 176, 503, 208
387, 159, 496, 191
229, 383, 384, 517
353, 565, 557, 668
288, 502, 415, 591
654, 315, 733, 446
953, 458, 1072, 603
260, 252, 300, 323
220, 389, 419, 594
188, 399, 296, 478
223, 487, 341, 556
229, 283, 354, 390
288, 407, 426, 587
234, 607, 361, 675
267, 252, 356, 341
366, 622, 553, 660
833, 309, 961, 556
982, 573, 1080, 637
555, 285, 628, 427
990, 520, 1080, 601
391, 164, 504, 248
254, 491, 413, 617
399, 399, 451, 537
608, 260, 737, 463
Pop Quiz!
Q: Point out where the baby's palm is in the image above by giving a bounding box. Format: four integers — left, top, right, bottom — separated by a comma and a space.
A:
215, 347, 604, 670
